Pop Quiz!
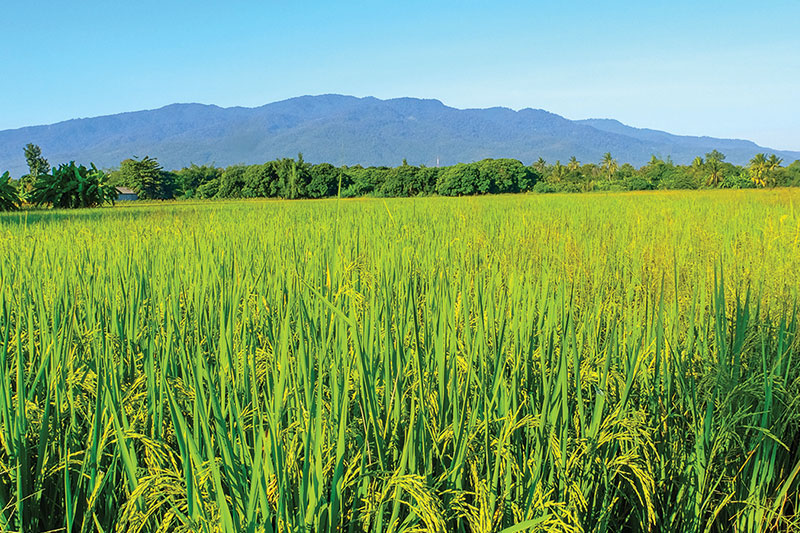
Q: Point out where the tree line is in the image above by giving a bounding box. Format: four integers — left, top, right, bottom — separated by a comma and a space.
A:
1, 144, 799, 210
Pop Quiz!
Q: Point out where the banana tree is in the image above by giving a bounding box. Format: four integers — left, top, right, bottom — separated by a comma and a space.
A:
0, 171, 20, 211
29, 162, 117, 208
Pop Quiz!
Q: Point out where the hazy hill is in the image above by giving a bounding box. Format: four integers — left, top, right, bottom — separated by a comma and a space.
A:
1, 94, 798, 176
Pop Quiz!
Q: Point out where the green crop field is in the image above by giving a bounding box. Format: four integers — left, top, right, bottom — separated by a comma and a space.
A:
0, 190, 798, 532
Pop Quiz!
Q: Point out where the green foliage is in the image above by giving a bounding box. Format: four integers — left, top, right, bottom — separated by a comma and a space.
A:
601, 152, 619, 179
625, 173, 655, 190
240, 163, 275, 198
196, 177, 220, 198
174, 164, 222, 198
217, 165, 247, 198
29, 162, 117, 208
277, 154, 311, 199
477, 158, 536, 192
0, 171, 20, 211
144, 150, 799, 201
749, 153, 783, 187
658, 169, 700, 189
703, 149, 726, 186
532, 180, 558, 193
341, 165, 381, 197
307, 162, 344, 198
21, 143, 50, 193
23, 143, 50, 179
720, 167, 755, 189
379, 160, 420, 197
785, 160, 800, 186
117, 156, 170, 199
436, 162, 479, 195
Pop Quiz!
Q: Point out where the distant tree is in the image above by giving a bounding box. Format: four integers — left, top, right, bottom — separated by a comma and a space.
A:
160, 170, 178, 199
21, 143, 50, 192
641, 155, 697, 189
175, 164, 222, 198
288, 157, 300, 199
621, 162, 653, 190
567, 156, 580, 172
217, 165, 247, 198
414, 167, 440, 195
601, 152, 618, 180
307, 163, 342, 198
341, 165, 378, 197
118, 156, 169, 199
0, 171, 20, 211
577, 163, 601, 191
766, 154, 784, 187
533, 157, 547, 173
269, 154, 310, 199
785, 160, 800, 186
24, 143, 50, 178
704, 150, 726, 187
378, 159, 420, 197
290, 153, 311, 199
436, 163, 479, 196
476, 159, 534, 193
196, 178, 220, 199
548, 161, 566, 184
241, 163, 277, 198
748, 153, 782, 187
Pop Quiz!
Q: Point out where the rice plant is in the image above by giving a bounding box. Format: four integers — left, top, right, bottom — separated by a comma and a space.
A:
0, 189, 797, 532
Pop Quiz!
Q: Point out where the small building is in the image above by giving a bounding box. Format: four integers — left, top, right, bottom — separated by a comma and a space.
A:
116, 187, 138, 201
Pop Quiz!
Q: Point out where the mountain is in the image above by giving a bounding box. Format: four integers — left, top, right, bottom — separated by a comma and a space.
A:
1, 94, 798, 176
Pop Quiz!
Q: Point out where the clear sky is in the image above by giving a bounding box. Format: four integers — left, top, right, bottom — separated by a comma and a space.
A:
1, 1, 798, 149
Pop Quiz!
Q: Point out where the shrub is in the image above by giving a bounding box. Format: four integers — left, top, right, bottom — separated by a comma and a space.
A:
533, 181, 558, 194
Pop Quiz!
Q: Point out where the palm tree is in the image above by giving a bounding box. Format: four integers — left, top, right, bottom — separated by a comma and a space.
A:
767, 154, 783, 170
601, 152, 618, 180
567, 156, 580, 172
550, 160, 565, 183
765, 154, 784, 187
533, 157, 546, 173
749, 153, 767, 187
702, 150, 725, 187
705, 160, 722, 187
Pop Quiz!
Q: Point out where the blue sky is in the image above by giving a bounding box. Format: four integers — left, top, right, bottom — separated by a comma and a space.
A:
1, 1, 798, 149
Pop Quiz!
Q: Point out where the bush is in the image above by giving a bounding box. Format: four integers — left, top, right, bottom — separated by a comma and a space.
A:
625, 175, 655, 191
533, 181, 558, 194
658, 170, 700, 190
720, 172, 756, 189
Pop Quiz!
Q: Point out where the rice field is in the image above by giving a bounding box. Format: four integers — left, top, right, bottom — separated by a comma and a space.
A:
0, 189, 798, 532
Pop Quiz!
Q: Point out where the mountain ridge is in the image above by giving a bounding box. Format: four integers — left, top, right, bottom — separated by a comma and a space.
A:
1, 95, 798, 176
